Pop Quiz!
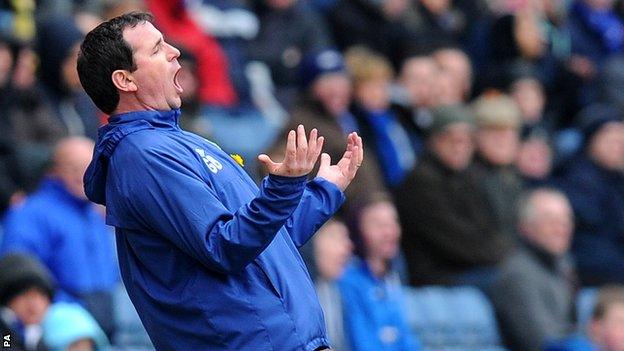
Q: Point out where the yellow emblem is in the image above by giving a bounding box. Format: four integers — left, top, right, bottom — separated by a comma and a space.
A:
230, 153, 244, 167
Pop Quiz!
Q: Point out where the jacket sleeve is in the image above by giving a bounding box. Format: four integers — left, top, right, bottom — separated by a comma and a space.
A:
113, 143, 307, 274
283, 177, 345, 248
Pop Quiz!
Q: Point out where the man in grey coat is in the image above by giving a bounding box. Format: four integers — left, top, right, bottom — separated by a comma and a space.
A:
488, 188, 577, 351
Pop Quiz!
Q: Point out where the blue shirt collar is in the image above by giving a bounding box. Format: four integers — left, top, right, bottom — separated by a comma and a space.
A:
108, 108, 181, 129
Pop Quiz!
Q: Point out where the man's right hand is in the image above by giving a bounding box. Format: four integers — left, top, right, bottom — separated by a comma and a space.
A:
258, 125, 324, 177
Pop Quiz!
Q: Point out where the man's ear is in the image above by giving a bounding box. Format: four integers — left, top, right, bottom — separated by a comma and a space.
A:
111, 70, 137, 92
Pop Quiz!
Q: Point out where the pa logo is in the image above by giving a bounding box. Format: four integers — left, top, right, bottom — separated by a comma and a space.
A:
3, 334, 10, 348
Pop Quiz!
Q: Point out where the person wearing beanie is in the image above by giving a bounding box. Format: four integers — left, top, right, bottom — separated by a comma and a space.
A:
0, 253, 54, 351
472, 93, 525, 242
557, 104, 624, 285
396, 104, 512, 288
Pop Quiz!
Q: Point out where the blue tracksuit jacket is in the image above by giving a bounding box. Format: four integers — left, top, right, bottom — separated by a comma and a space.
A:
83, 108, 345, 350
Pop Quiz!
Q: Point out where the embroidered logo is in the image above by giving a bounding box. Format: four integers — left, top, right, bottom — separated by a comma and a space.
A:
230, 153, 244, 167
195, 148, 223, 174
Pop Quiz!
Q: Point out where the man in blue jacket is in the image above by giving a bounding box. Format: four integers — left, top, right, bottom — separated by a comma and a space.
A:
76, 12, 363, 351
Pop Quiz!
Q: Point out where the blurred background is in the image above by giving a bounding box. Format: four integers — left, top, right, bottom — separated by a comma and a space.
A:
2, 0, 624, 350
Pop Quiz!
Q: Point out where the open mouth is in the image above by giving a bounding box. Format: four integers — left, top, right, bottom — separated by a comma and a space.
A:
173, 68, 184, 94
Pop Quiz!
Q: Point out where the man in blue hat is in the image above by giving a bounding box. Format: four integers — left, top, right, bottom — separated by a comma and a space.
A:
77, 12, 363, 350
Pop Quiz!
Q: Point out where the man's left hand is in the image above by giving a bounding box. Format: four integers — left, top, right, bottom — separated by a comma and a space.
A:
316, 132, 363, 191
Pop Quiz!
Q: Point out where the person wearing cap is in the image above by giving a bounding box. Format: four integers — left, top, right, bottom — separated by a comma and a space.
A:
265, 49, 385, 212
471, 93, 524, 240
396, 104, 512, 287
557, 104, 624, 285
0, 253, 55, 351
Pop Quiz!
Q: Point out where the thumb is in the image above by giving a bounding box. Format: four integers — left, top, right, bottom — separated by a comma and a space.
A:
320, 153, 331, 169
258, 154, 276, 169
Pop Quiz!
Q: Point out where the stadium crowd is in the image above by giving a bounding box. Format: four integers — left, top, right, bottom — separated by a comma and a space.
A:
2, 0, 624, 350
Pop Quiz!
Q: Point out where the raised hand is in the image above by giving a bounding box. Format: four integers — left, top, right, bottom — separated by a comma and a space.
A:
258, 125, 324, 177
316, 132, 363, 191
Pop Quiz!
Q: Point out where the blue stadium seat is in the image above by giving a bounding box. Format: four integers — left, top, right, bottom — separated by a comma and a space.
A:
112, 284, 155, 351
403, 286, 507, 351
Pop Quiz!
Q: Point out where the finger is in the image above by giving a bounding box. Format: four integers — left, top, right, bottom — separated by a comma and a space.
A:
313, 136, 325, 163
307, 128, 318, 163
258, 154, 279, 172
337, 150, 352, 169
284, 130, 296, 164
347, 146, 359, 176
356, 135, 364, 166
320, 152, 331, 170
296, 124, 308, 164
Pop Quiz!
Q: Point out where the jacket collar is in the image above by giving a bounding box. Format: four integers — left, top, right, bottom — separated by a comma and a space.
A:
108, 108, 181, 129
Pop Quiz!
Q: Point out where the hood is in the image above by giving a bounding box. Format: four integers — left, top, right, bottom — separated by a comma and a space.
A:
36, 17, 83, 98
84, 109, 181, 205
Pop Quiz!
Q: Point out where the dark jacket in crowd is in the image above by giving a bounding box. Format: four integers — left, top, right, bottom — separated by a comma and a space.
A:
488, 239, 577, 351
327, 0, 419, 69
250, 1, 332, 107
473, 157, 524, 240
557, 155, 624, 285
396, 153, 513, 286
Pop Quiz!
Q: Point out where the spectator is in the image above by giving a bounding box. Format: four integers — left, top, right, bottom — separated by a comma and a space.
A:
488, 0, 563, 91
1, 137, 119, 338
587, 286, 624, 351
509, 73, 552, 133
557, 108, 624, 285
42, 303, 109, 351
433, 47, 473, 102
546, 285, 624, 351
568, 0, 624, 107
396, 104, 511, 288
265, 49, 385, 211
249, 0, 333, 108
311, 219, 353, 351
402, 0, 466, 51
569, 0, 624, 66
489, 188, 577, 351
347, 48, 416, 188
516, 132, 555, 188
0, 37, 66, 199
0, 253, 54, 351
392, 55, 439, 156
472, 93, 524, 239
36, 17, 101, 139
326, 0, 420, 69
340, 193, 420, 351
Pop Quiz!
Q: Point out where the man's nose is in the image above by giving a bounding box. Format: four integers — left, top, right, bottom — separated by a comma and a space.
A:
166, 43, 180, 61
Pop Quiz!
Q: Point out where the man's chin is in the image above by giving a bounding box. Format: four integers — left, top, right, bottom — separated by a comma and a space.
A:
169, 97, 182, 110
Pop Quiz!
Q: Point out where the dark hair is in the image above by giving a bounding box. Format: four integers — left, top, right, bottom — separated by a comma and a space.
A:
592, 285, 624, 321
77, 11, 153, 114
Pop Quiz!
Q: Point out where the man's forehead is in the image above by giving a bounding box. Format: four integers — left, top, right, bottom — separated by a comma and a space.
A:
122, 21, 160, 51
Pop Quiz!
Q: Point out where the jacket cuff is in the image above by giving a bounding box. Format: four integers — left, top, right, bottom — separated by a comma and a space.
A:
311, 177, 346, 211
